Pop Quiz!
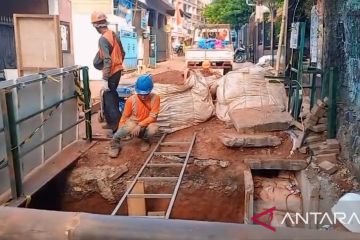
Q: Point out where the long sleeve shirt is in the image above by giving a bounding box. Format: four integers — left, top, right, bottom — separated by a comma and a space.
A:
93, 31, 125, 80
119, 94, 161, 127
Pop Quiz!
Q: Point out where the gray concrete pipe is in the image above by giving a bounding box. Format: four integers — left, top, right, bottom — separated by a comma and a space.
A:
0, 207, 359, 240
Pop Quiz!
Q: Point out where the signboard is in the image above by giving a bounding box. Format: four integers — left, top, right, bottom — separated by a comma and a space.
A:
60, 22, 70, 53
141, 10, 149, 30
310, 6, 319, 63
290, 22, 300, 49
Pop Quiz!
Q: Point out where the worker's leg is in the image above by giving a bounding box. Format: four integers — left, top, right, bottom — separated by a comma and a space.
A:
139, 123, 159, 152
109, 120, 137, 158
103, 70, 122, 131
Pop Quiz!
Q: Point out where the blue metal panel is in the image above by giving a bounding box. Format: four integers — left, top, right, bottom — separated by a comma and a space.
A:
119, 30, 138, 71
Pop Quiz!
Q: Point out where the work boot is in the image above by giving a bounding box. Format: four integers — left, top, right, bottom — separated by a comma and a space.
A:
140, 141, 150, 152
109, 139, 121, 158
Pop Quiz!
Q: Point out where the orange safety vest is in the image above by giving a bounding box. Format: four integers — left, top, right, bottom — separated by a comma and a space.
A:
99, 30, 124, 75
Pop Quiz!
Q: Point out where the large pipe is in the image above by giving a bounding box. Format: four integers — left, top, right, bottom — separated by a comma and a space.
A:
0, 207, 359, 240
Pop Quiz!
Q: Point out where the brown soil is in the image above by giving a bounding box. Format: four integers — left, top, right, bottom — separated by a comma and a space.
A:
152, 70, 185, 85
62, 117, 307, 223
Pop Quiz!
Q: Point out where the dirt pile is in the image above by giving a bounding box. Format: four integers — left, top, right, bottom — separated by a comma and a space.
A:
152, 70, 185, 85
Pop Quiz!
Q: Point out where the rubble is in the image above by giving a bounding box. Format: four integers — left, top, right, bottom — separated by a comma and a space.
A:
219, 133, 282, 148
194, 159, 230, 168
318, 161, 338, 175
313, 153, 338, 164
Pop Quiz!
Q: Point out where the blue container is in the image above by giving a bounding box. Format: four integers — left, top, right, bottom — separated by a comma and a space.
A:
116, 86, 134, 98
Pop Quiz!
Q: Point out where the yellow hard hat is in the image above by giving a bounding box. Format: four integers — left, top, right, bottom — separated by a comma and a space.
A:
91, 11, 107, 24
202, 60, 211, 69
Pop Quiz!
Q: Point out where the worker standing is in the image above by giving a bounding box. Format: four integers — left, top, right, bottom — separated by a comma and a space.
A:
109, 74, 160, 158
92, 11, 126, 132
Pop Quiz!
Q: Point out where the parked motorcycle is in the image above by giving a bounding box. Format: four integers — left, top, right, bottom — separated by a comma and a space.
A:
173, 45, 184, 56
234, 46, 246, 63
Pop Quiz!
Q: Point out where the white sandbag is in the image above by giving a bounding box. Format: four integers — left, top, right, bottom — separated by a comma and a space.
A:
216, 65, 287, 122
153, 70, 215, 133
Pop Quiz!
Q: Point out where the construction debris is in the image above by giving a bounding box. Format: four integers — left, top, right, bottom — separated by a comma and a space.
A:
194, 159, 230, 168
219, 133, 282, 148
318, 161, 338, 175
229, 107, 293, 133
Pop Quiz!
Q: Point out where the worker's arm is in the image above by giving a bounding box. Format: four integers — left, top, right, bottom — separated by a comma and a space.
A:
98, 36, 112, 80
118, 97, 133, 127
138, 95, 160, 127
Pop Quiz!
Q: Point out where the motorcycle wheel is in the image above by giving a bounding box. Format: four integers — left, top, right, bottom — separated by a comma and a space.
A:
235, 54, 245, 63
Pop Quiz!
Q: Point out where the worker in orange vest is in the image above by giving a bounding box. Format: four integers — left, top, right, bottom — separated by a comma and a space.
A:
109, 74, 160, 158
92, 11, 126, 132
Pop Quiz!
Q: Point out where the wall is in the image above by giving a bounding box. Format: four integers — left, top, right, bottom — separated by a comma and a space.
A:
323, 0, 360, 176
0, 0, 48, 16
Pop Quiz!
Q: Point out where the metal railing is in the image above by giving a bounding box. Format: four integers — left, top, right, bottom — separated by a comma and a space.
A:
0, 66, 92, 199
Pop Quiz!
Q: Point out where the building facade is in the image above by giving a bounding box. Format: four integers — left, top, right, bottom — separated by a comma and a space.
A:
170, 0, 208, 46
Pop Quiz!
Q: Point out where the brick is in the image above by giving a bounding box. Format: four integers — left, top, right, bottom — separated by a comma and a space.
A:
326, 139, 340, 149
317, 99, 327, 108
318, 117, 327, 124
313, 153, 338, 164
309, 124, 327, 133
313, 147, 340, 155
308, 142, 326, 151
305, 135, 323, 144
318, 161, 338, 175
219, 133, 282, 147
299, 146, 308, 154
311, 104, 326, 118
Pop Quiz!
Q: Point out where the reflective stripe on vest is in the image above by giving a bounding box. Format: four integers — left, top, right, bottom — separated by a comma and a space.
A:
99, 30, 123, 75
131, 94, 158, 119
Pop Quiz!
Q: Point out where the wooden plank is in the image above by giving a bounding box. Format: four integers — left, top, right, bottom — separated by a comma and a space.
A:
154, 152, 188, 156
127, 181, 146, 216
160, 142, 190, 146
13, 14, 62, 76
0, 140, 97, 206
146, 163, 183, 167
127, 194, 172, 199
138, 177, 178, 182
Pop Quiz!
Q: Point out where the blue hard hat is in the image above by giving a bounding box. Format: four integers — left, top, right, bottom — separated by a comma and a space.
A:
135, 74, 153, 95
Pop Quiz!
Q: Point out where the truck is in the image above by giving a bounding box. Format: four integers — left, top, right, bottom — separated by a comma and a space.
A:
185, 24, 234, 74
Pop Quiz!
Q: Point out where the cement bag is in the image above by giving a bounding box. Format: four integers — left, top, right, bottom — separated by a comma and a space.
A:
216, 66, 287, 122
153, 70, 215, 132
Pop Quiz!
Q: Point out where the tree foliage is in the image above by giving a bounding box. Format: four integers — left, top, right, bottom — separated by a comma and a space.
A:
203, 0, 253, 29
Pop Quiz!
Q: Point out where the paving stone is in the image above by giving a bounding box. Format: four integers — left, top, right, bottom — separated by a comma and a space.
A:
305, 135, 323, 144
326, 139, 340, 149
317, 99, 327, 108
318, 161, 338, 175
308, 141, 326, 151
244, 158, 308, 170
309, 124, 327, 133
313, 147, 340, 155
318, 117, 327, 124
219, 133, 282, 147
313, 153, 338, 164
229, 108, 293, 132
311, 104, 326, 118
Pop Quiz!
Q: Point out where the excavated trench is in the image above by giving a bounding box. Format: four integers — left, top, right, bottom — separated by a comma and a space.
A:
25, 160, 246, 223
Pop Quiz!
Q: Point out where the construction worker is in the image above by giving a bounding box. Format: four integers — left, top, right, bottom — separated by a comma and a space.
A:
109, 74, 160, 158
92, 11, 126, 132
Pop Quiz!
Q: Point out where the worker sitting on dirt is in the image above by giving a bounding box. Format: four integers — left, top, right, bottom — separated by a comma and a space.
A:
109, 74, 160, 158
92, 11, 126, 132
